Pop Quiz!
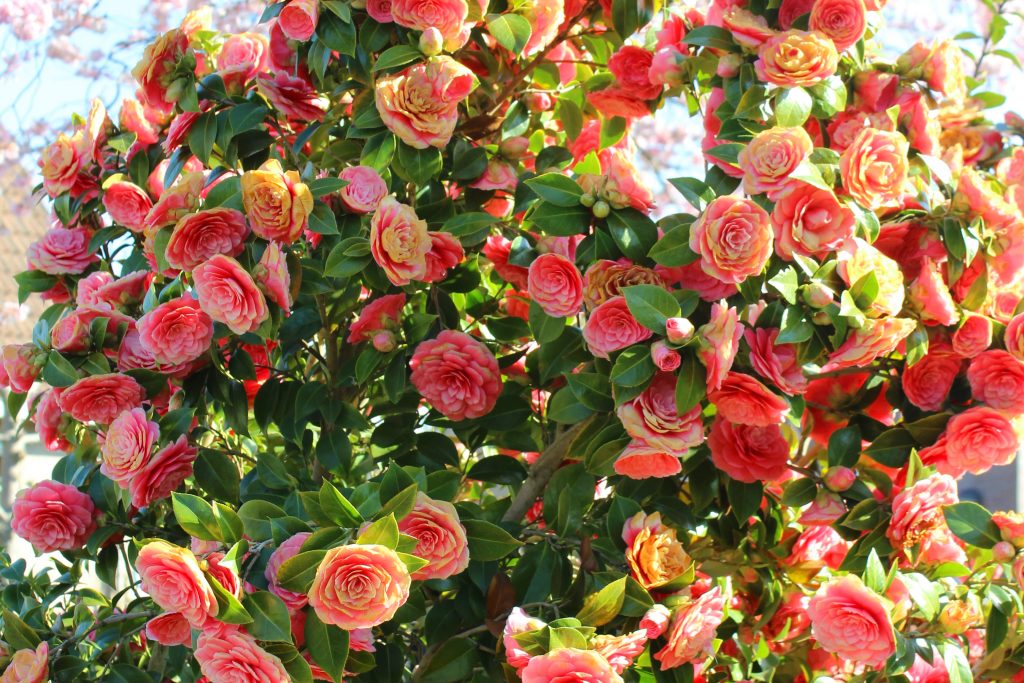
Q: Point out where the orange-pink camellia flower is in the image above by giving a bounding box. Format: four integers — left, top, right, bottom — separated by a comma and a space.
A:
746, 327, 808, 395
409, 330, 503, 420
654, 587, 726, 670
59, 373, 146, 424
708, 418, 791, 483
145, 612, 192, 647
370, 196, 432, 285
308, 544, 412, 630
698, 301, 743, 390
278, 0, 319, 41
952, 313, 992, 358
708, 372, 789, 426
254, 241, 293, 313
583, 296, 654, 359
755, 30, 839, 88
902, 347, 961, 411
339, 165, 389, 214
821, 317, 916, 372
1005, 312, 1024, 362
528, 253, 584, 318
390, 0, 469, 50
39, 132, 87, 197
967, 350, 1024, 414
614, 441, 684, 479
193, 254, 270, 335
943, 406, 1018, 475
103, 180, 153, 232
772, 183, 855, 259
521, 648, 624, 683
888, 473, 966, 565
0, 642, 47, 683
617, 372, 704, 456
839, 128, 909, 211
27, 226, 98, 275
738, 126, 813, 198
241, 159, 314, 244
397, 493, 470, 580
164, 208, 250, 271
809, 0, 867, 52
131, 29, 191, 114
690, 196, 773, 285
128, 435, 198, 509
837, 237, 905, 317
11, 480, 96, 553
100, 407, 159, 483
622, 511, 692, 590
135, 540, 218, 626
807, 576, 896, 668
195, 625, 290, 683
137, 294, 215, 365
374, 57, 476, 150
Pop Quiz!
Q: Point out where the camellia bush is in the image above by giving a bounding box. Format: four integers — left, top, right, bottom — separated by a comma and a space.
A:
6, 0, 1024, 680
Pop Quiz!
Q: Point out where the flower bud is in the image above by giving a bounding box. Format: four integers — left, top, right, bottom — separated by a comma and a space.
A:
993, 541, 1016, 563
579, 192, 596, 208
651, 340, 681, 371
802, 282, 834, 308
499, 136, 530, 160
592, 200, 611, 219
372, 330, 397, 353
716, 53, 743, 78
419, 27, 444, 56
665, 317, 695, 345
798, 490, 846, 525
527, 93, 553, 112
939, 599, 981, 635
824, 466, 856, 492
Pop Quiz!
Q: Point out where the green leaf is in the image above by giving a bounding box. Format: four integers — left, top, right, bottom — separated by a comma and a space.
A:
863, 549, 887, 593
781, 478, 817, 507
682, 25, 737, 50
243, 591, 293, 642
775, 87, 812, 127
606, 208, 658, 261
943, 502, 1000, 549
529, 201, 591, 235
2, 609, 40, 650
442, 212, 496, 246
188, 112, 217, 164
305, 611, 349, 683
42, 350, 79, 387
377, 483, 418, 522
417, 637, 479, 683
577, 577, 627, 626
357, 514, 400, 548
622, 284, 680, 334
728, 479, 763, 523
827, 425, 861, 468
395, 142, 443, 186
172, 492, 220, 541
320, 481, 364, 526
486, 13, 532, 53
308, 203, 339, 235
864, 427, 914, 467
610, 345, 656, 387
206, 569, 253, 624
674, 353, 705, 414
373, 45, 423, 72
277, 550, 328, 593
462, 519, 523, 561
899, 572, 939, 621
316, 11, 356, 55
649, 223, 699, 266
526, 173, 583, 207
529, 300, 567, 344
610, 0, 649, 37
308, 177, 348, 198
768, 267, 800, 305
194, 449, 241, 502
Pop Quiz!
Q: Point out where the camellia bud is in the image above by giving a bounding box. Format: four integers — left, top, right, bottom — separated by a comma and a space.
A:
716, 53, 743, 78
651, 340, 681, 372
592, 200, 610, 218
939, 599, 981, 635
499, 136, 530, 160
579, 193, 596, 208
993, 541, 1016, 563
372, 330, 397, 353
812, 310, 832, 326
419, 27, 444, 56
798, 490, 846, 525
527, 92, 553, 112
665, 317, 695, 345
823, 466, 856, 492
802, 282, 834, 308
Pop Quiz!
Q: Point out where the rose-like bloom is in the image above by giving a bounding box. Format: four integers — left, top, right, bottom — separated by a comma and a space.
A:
590, 148, 655, 212
367, 0, 394, 22
738, 127, 813, 198
258, 71, 328, 121
339, 165, 388, 214
807, 576, 896, 668
528, 253, 584, 318
253, 241, 292, 314
709, 418, 790, 483
26, 226, 97, 275
11, 480, 96, 553
470, 159, 519, 192
422, 232, 464, 283
145, 170, 204, 231
137, 295, 215, 366
756, 30, 839, 88
132, 29, 191, 114
944, 407, 1018, 475
583, 296, 654, 359
622, 511, 692, 590
39, 132, 86, 197
128, 435, 198, 509
840, 128, 909, 211
721, 7, 774, 47
903, 348, 961, 411
136, 540, 216, 626
59, 373, 145, 424
34, 388, 70, 452
241, 160, 314, 244
967, 350, 1024, 414
614, 440, 683, 479
698, 302, 743, 390
888, 473, 966, 565
784, 525, 850, 572
908, 257, 958, 326
370, 197, 432, 285
266, 531, 312, 611
103, 181, 153, 232
591, 630, 648, 675
504, 607, 546, 672
397, 493, 469, 580
196, 625, 290, 683
709, 372, 789, 426
2, 344, 40, 394
409, 330, 503, 420
279, 0, 319, 41
521, 648, 623, 683
953, 314, 992, 358
608, 45, 660, 100
119, 98, 162, 147
618, 373, 704, 456
0, 643, 47, 683
583, 260, 664, 309
651, 341, 681, 371
641, 604, 672, 639
654, 588, 725, 670
483, 235, 530, 288
1005, 313, 1024, 362
390, 0, 468, 50
800, 489, 848, 526
993, 511, 1024, 546
348, 294, 406, 345
809, 0, 867, 51
375, 57, 476, 149
900, 40, 966, 100
690, 196, 773, 285
821, 317, 916, 372
745, 327, 808, 395
193, 255, 270, 335
164, 208, 249, 272
772, 183, 855, 259
217, 31, 269, 88
837, 237, 905, 318
520, 0, 563, 55
100, 407, 159, 484
309, 544, 411, 629
145, 612, 191, 647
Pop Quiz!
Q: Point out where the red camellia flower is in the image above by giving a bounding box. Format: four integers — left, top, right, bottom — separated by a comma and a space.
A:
128, 435, 199, 509
708, 418, 790, 483
583, 296, 654, 359
902, 347, 962, 411
967, 350, 1024, 414
278, 0, 319, 41
943, 406, 1019, 475
164, 208, 250, 271
528, 253, 584, 318
809, 0, 867, 52
410, 330, 503, 421
708, 372, 789, 426
59, 373, 146, 424
608, 45, 661, 100
11, 480, 97, 553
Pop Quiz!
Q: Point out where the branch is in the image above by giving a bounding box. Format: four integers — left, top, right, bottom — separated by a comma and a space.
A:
501, 416, 596, 523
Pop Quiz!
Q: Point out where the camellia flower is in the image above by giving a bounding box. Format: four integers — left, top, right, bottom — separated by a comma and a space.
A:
103, 180, 153, 232
389, 0, 469, 50
397, 493, 470, 580
370, 197, 431, 285
409, 330, 503, 420
339, 165, 388, 214
135, 540, 217, 626
622, 511, 692, 590
128, 435, 199, 509
887, 473, 966, 566
100, 407, 159, 483
374, 57, 476, 150
528, 253, 584, 318
0, 642, 47, 683
254, 241, 293, 313
131, 29, 192, 114
690, 196, 773, 285
839, 128, 909, 211
241, 159, 314, 244
755, 30, 839, 88
807, 575, 896, 668
772, 183, 855, 259
26, 226, 97, 275
164, 208, 250, 271
137, 294, 215, 365
59, 373, 146, 424
809, 0, 867, 52
654, 587, 726, 669
617, 372, 704, 455
583, 296, 654, 359
521, 648, 623, 683
708, 418, 791, 483
308, 544, 412, 630
193, 254, 270, 335
278, 0, 319, 41
738, 126, 813, 198
195, 624, 291, 682
11, 480, 96, 553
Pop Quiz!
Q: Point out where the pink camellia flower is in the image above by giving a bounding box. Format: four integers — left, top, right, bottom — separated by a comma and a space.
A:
409, 330, 503, 421
131, 29, 191, 114
888, 473, 966, 565
902, 347, 962, 412
370, 197, 432, 285
397, 493, 470, 580
503, 607, 546, 672
836, 237, 905, 318
164, 208, 250, 272
483, 235, 530, 288
117, 329, 195, 378
821, 317, 916, 372
59, 373, 146, 424
967, 350, 1024, 414
756, 30, 839, 88
690, 196, 773, 285
809, 0, 867, 51
278, 0, 319, 41
614, 440, 683, 479
528, 253, 584, 318
390, 0, 468, 50
617, 372, 704, 456
709, 418, 790, 483
137, 295, 215, 366
738, 127, 813, 198
698, 301, 743, 390
241, 159, 314, 244
136, 540, 216, 626
76, 271, 114, 307
339, 165, 388, 214
521, 648, 623, 683
944, 407, 1018, 475
651, 341, 681, 371
375, 57, 476, 150
309, 544, 412, 629
839, 128, 909, 211
145, 170, 205, 230
48, 311, 89, 354
471, 159, 519, 193
721, 7, 774, 48
2, 344, 41, 394
0, 642, 48, 683
255, 241, 293, 313
1005, 313, 1024, 362
195, 624, 290, 682
119, 98, 162, 147
655, 587, 726, 670
128, 435, 198, 509
217, 32, 269, 87
521, 0, 564, 56
348, 294, 406, 345
39, 132, 86, 197
103, 181, 153, 232
367, 0, 394, 22
708, 372, 789, 426
35, 388, 70, 452
745, 328, 808, 395
583, 296, 653, 359
608, 45, 661, 101
908, 257, 958, 326
807, 575, 895, 668
11, 480, 96, 553
772, 183, 855, 259
423, 232, 465, 283
952, 314, 992, 358
100, 407, 159, 484
665, 317, 694, 345
592, 630, 648, 675
640, 604, 672, 639
27, 226, 98, 275
599, 148, 655, 212
800, 490, 848, 526
993, 511, 1024, 546
266, 531, 312, 611
145, 612, 192, 647
784, 525, 850, 571
193, 255, 270, 335
258, 71, 329, 121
